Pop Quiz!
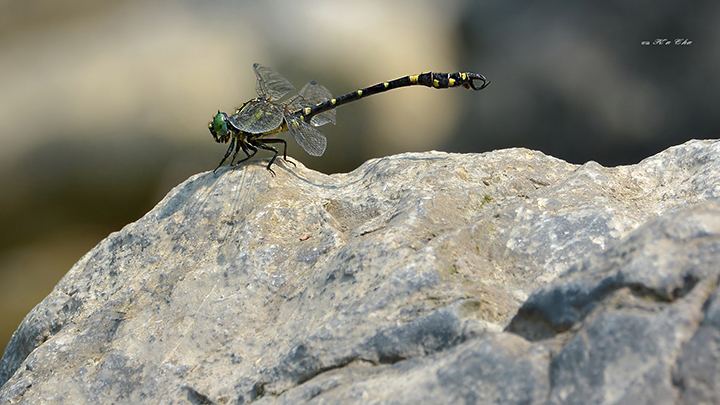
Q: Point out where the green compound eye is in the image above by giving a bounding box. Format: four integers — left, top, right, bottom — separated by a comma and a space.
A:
212, 112, 228, 136
209, 111, 229, 142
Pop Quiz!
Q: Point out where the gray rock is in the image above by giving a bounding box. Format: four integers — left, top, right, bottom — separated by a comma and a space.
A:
674, 287, 720, 404
1, 139, 720, 404
508, 203, 720, 403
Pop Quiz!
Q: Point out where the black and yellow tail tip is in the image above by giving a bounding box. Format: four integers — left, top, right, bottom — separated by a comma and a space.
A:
467, 73, 490, 90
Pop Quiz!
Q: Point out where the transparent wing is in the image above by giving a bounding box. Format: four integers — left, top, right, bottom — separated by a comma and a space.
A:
297, 81, 336, 127
227, 99, 284, 134
286, 115, 327, 157
253, 63, 295, 101
286, 81, 336, 127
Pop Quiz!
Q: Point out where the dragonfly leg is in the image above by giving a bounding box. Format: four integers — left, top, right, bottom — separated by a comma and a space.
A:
250, 141, 281, 176
213, 138, 236, 173
233, 141, 258, 165
229, 137, 243, 165
261, 138, 296, 167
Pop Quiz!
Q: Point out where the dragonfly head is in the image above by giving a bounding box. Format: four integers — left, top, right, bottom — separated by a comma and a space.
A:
209, 111, 231, 143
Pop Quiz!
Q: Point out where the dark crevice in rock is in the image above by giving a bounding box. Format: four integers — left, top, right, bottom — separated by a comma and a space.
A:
503, 308, 563, 342
628, 274, 700, 303
507, 271, 703, 342
673, 274, 702, 301
670, 274, 720, 403
286, 358, 378, 401
506, 275, 622, 341
184, 385, 216, 405
261, 307, 468, 401
294, 357, 358, 386
238, 381, 268, 404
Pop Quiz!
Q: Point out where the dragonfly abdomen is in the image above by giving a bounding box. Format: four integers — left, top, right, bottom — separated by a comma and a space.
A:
303, 71, 489, 122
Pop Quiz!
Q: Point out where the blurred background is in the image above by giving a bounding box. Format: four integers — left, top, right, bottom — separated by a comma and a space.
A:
1, 0, 718, 353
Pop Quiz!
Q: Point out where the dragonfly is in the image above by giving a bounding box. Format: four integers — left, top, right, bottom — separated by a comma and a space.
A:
209, 63, 490, 175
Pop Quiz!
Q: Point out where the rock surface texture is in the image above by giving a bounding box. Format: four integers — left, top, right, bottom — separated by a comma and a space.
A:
2, 140, 720, 404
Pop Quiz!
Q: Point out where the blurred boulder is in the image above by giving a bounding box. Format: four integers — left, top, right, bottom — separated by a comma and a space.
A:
455, 1, 720, 167
1, 140, 719, 403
